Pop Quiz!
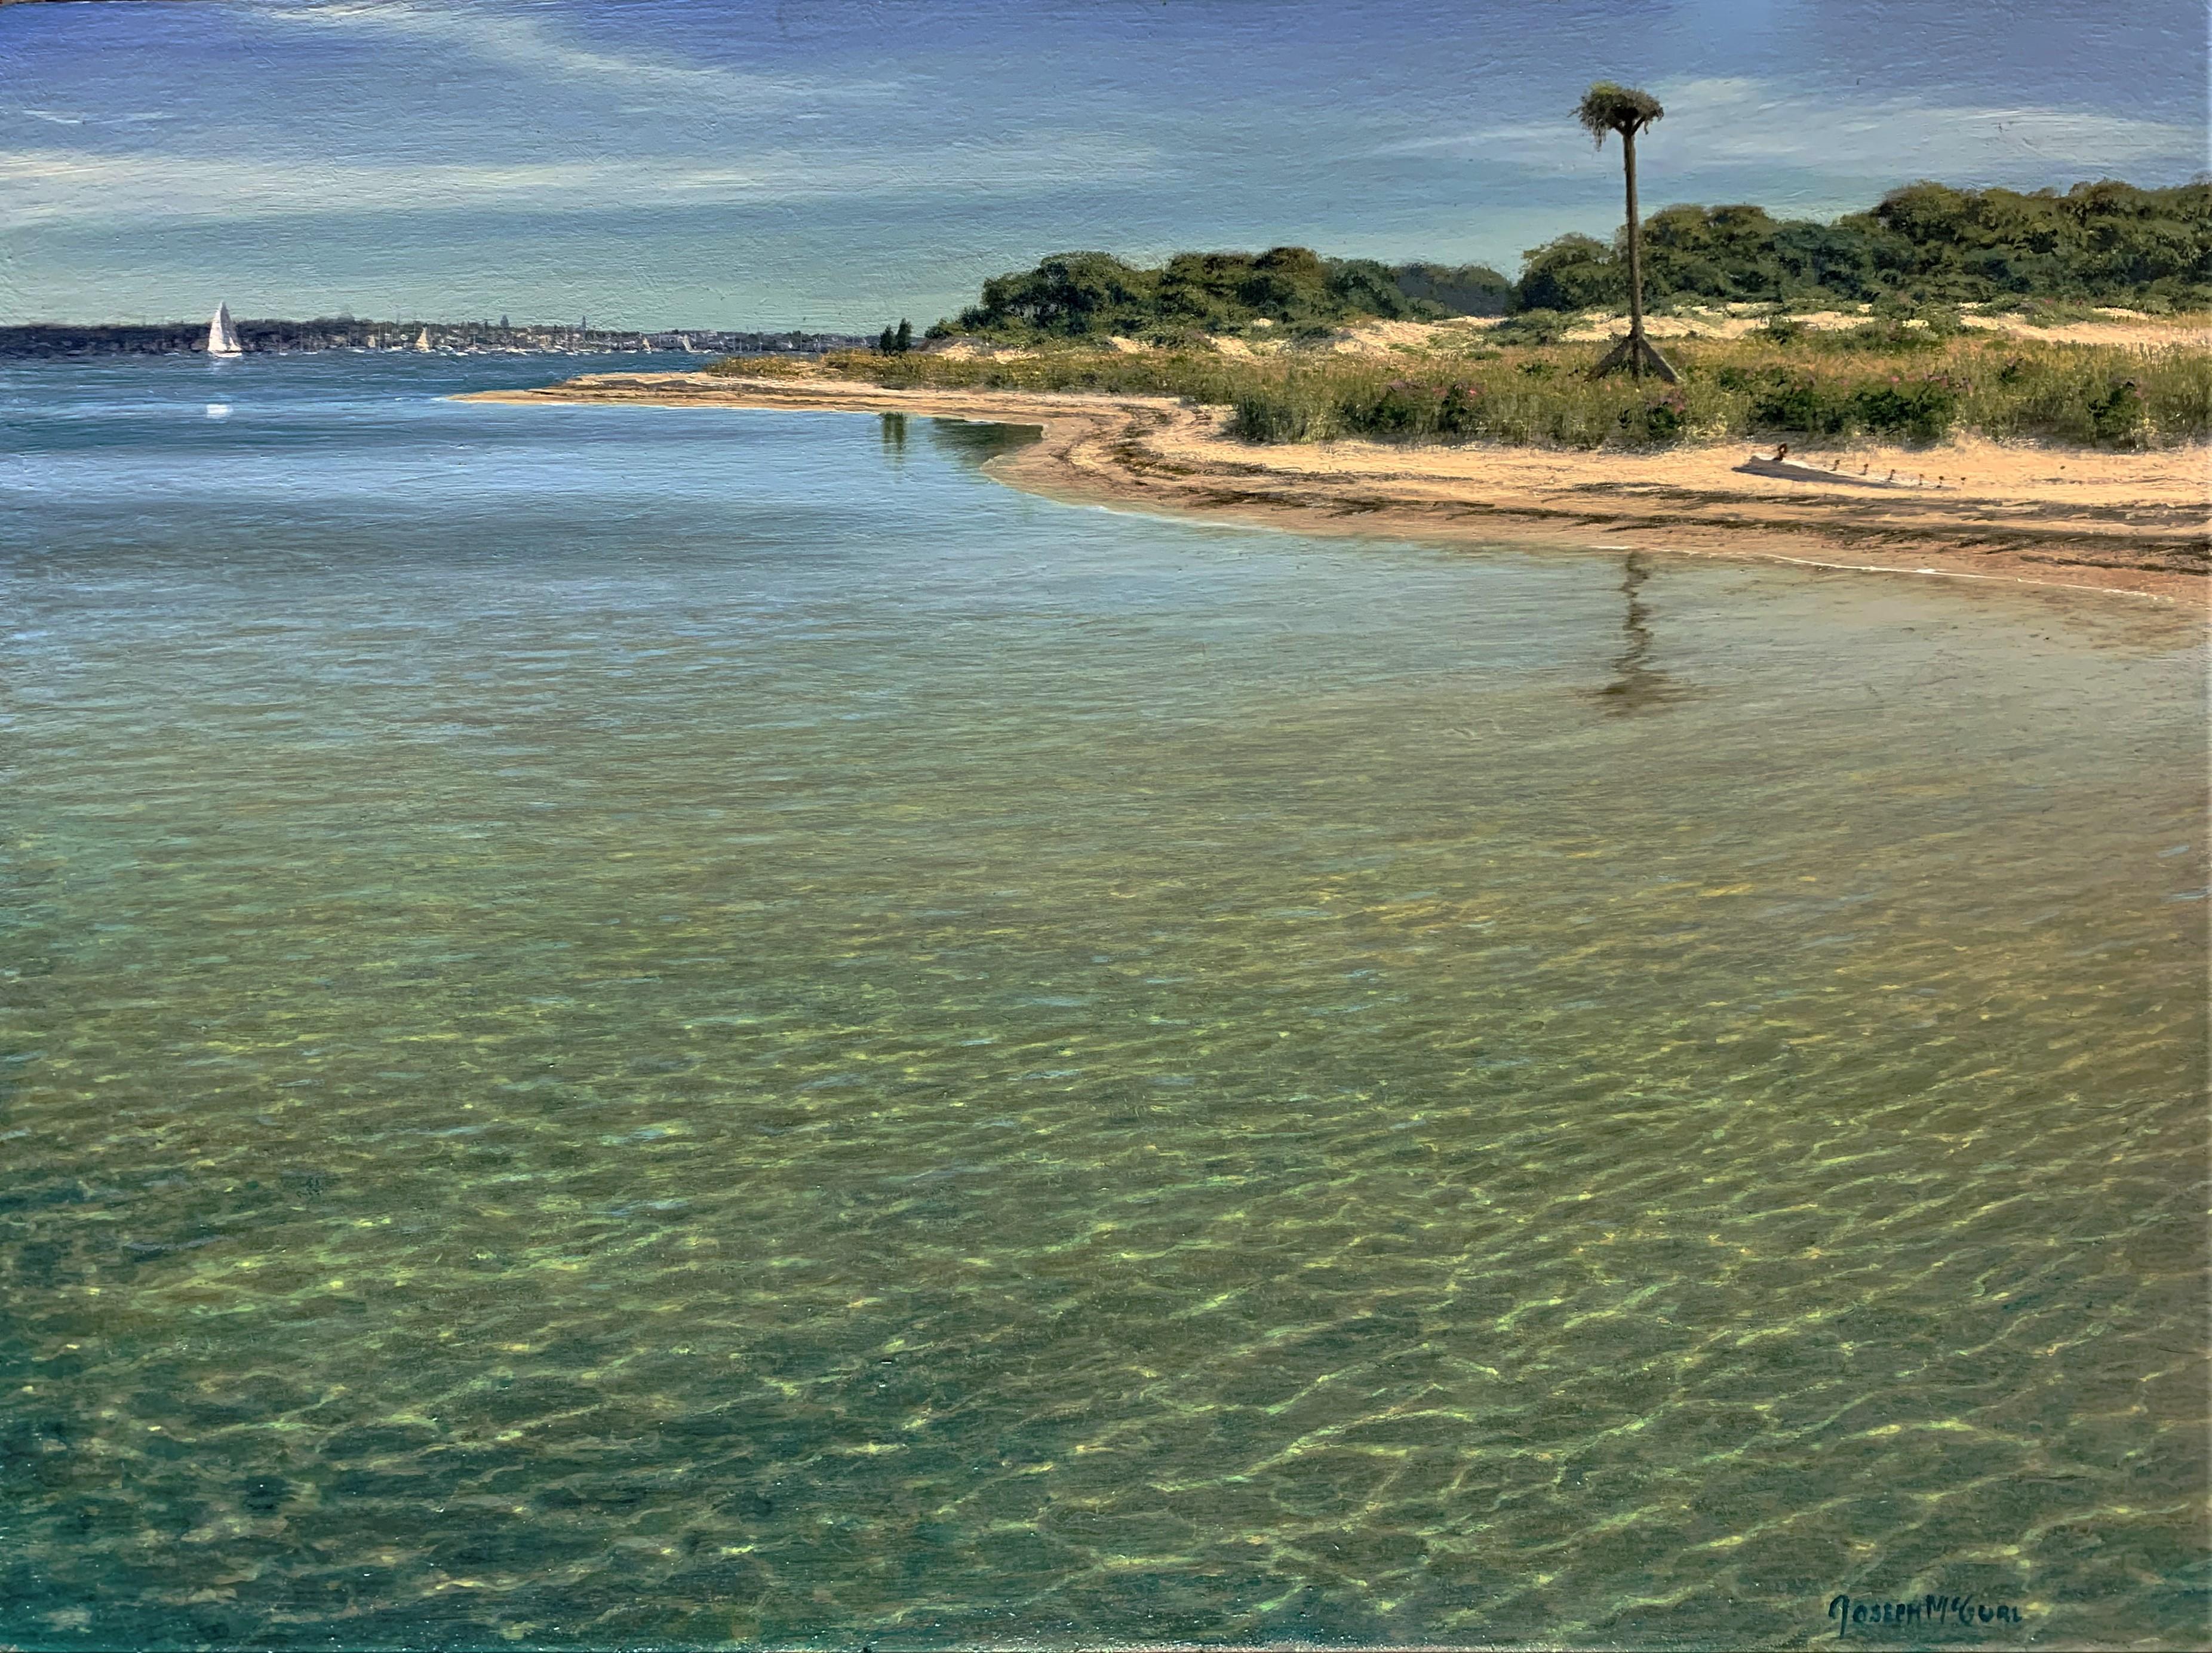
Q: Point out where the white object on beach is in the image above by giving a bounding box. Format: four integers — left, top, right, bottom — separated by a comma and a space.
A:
207, 303, 242, 357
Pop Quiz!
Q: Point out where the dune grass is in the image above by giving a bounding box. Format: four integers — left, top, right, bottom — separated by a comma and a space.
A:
711, 327, 2211, 452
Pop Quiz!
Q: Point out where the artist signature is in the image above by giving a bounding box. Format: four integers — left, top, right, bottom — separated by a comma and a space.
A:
1829, 1593, 2025, 1637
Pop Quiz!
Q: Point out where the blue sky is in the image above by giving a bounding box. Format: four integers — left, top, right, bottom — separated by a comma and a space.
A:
3, 0, 2204, 328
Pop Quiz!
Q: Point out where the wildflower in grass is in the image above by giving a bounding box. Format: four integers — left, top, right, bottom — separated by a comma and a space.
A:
1436, 381, 1485, 437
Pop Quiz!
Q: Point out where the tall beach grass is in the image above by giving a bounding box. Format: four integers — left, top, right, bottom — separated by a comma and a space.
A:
724, 328, 2212, 452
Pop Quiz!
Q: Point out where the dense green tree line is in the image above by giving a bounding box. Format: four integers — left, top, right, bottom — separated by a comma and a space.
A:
933, 247, 1513, 341
1517, 179, 2212, 312
934, 179, 2210, 342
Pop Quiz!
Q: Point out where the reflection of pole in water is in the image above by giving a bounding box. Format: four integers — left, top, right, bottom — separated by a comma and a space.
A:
880, 412, 908, 458
1598, 551, 1678, 713
1620, 551, 1652, 668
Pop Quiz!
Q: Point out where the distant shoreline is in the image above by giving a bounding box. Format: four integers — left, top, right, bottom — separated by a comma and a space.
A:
0, 323, 871, 360
458, 372, 2210, 604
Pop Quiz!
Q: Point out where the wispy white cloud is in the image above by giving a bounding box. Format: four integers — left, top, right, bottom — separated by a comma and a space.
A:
13, 107, 173, 127
1384, 76, 2202, 182
1, 140, 1163, 226
255, 0, 894, 110
5, 4, 1163, 234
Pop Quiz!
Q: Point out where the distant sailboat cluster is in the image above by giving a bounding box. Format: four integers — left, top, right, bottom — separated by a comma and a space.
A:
207, 302, 242, 357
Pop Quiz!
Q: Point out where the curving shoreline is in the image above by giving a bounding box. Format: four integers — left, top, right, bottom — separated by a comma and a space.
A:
458, 372, 2210, 603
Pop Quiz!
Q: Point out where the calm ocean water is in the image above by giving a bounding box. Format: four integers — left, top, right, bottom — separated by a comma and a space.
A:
2, 355, 2205, 1650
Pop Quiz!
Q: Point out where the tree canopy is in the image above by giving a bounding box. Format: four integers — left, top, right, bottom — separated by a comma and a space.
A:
936, 248, 1514, 341
932, 179, 2211, 343
1517, 178, 2212, 310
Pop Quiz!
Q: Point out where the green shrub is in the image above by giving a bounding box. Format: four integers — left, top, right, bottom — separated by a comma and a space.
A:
1492, 309, 1572, 346
1436, 382, 1483, 437
1231, 392, 1318, 443
1622, 390, 1689, 444
1357, 378, 1433, 437
1748, 370, 1850, 435
1849, 376, 1958, 442
1820, 318, 1950, 352
2088, 378, 2148, 445
2016, 299, 2104, 327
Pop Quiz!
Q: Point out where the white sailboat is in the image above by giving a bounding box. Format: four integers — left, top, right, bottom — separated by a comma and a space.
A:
207, 302, 243, 358
415, 327, 432, 352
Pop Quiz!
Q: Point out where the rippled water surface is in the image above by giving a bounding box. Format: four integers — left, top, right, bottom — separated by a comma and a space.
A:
3, 357, 2206, 1649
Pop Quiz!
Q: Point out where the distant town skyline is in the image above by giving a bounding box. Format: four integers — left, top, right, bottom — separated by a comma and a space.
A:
4, 0, 2204, 328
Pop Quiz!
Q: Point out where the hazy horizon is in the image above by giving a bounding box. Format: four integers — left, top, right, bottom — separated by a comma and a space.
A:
4, 0, 2204, 330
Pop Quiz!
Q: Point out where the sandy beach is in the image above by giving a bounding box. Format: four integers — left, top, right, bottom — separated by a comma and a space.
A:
460, 371, 2210, 603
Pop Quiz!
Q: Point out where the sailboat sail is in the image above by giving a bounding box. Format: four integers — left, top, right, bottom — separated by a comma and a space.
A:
207, 303, 243, 357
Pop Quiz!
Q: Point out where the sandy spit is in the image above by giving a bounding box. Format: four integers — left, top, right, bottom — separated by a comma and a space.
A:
457, 373, 2210, 604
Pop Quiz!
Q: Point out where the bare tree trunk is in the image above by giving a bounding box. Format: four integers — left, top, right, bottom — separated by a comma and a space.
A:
1623, 128, 1644, 377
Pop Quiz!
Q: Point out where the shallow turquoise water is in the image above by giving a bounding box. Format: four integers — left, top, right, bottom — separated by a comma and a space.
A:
2, 357, 2206, 1649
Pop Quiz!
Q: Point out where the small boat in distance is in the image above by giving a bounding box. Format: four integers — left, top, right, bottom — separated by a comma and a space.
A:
207, 302, 243, 358
416, 327, 432, 352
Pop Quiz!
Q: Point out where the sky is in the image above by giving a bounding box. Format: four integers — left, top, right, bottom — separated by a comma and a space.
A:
3, 0, 2205, 329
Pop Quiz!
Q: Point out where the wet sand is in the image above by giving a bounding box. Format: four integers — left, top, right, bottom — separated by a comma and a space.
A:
460, 373, 2211, 603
